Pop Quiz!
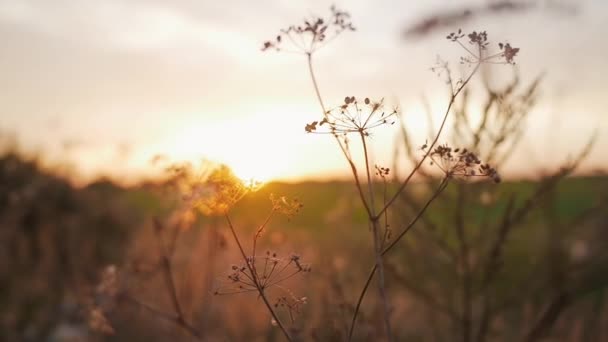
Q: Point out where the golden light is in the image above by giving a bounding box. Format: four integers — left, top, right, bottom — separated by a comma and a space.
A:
157, 106, 309, 183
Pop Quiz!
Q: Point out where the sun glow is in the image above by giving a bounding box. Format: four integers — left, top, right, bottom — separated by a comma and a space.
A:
156, 106, 311, 183
224, 153, 275, 184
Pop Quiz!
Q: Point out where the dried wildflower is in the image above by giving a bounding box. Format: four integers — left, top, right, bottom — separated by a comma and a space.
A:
499, 42, 520, 64
305, 97, 396, 136
447, 29, 520, 65
214, 250, 311, 296
182, 165, 261, 216
270, 194, 303, 220
261, 5, 355, 54
375, 165, 390, 178
467, 30, 489, 48
274, 293, 308, 323
423, 144, 501, 182
446, 28, 465, 41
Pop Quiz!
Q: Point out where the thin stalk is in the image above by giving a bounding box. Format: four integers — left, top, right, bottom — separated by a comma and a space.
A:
361, 132, 393, 341
454, 185, 472, 342
152, 219, 200, 339
253, 209, 276, 260
348, 62, 480, 340
224, 214, 293, 342
375, 62, 481, 221
348, 177, 450, 341
123, 295, 203, 340
307, 52, 326, 113
306, 52, 373, 218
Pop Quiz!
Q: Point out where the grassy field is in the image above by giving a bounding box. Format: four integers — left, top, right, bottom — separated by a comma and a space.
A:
3, 151, 607, 341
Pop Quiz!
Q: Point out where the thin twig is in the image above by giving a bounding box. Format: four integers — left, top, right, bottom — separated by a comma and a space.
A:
523, 291, 571, 342
253, 209, 276, 260
120, 218, 203, 340
348, 177, 450, 341
361, 133, 393, 341
224, 214, 293, 342
153, 219, 186, 323
306, 52, 373, 218
123, 295, 203, 340
375, 62, 481, 221
454, 184, 472, 342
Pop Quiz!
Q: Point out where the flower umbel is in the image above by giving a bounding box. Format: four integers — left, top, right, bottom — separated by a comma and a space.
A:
447, 29, 520, 65
215, 251, 311, 296
261, 5, 355, 54
270, 194, 304, 220
423, 143, 501, 183
305, 97, 397, 136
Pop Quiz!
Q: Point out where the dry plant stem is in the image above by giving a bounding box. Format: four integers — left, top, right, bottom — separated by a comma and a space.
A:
348, 177, 450, 341
153, 223, 186, 322
454, 185, 472, 342
474, 141, 593, 341
200, 220, 220, 334
122, 219, 203, 340
475, 145, 592, 341
123, 295, 202, 340
252, 209, 275, 259
523, 291, 571, 342
397, 192, 457, 260
224, 213, 293, 342
307, 50, 391, 339
375, 62, 481, 220
386, 263, 459, 321
306, 53, 373, 218
307, 53, 326, 113
348, 61, 481, 341
155, 225, 185, 318
475, 197, 515, 342
361, 133, 393, 341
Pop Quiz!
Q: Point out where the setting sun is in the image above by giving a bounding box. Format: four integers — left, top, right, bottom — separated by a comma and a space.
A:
154, 106, 312, 183
223, 153, 275, 184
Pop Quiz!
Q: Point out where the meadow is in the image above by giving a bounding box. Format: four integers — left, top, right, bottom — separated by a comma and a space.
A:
2, 3, 607, 342
2, 150, 607, 341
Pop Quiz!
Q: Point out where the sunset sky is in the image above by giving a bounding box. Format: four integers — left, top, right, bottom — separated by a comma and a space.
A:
0, 0, 606, 184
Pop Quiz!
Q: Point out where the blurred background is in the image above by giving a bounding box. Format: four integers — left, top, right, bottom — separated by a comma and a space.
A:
1, 0, 607, 341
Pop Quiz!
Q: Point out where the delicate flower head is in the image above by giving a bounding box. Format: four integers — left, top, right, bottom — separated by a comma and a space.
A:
447, 29, 520, 65
499, 42, 520, 64
214, 250, 311, 296
270, 194, 303, 220
305, 97, 396, 136
274, 293, 308, 323
375, 165, 390, 179
261, 6, 355, 54
181, 164, 261, 216
423, 143, 501, 183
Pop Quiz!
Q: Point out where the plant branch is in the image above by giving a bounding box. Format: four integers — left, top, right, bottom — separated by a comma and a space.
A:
224, 214, 293, 342
348, 177, 450, 341
361, 132, 393, 341
306, 53, 373, 218
376, 62, 481, 220
151, 218, 199, 339
253, 209, 276, 259
453, 185, 472, 342
123, 295, 203, 340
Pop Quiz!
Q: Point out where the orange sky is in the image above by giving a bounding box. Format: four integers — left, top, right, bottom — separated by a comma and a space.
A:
0, 0, 606, 184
